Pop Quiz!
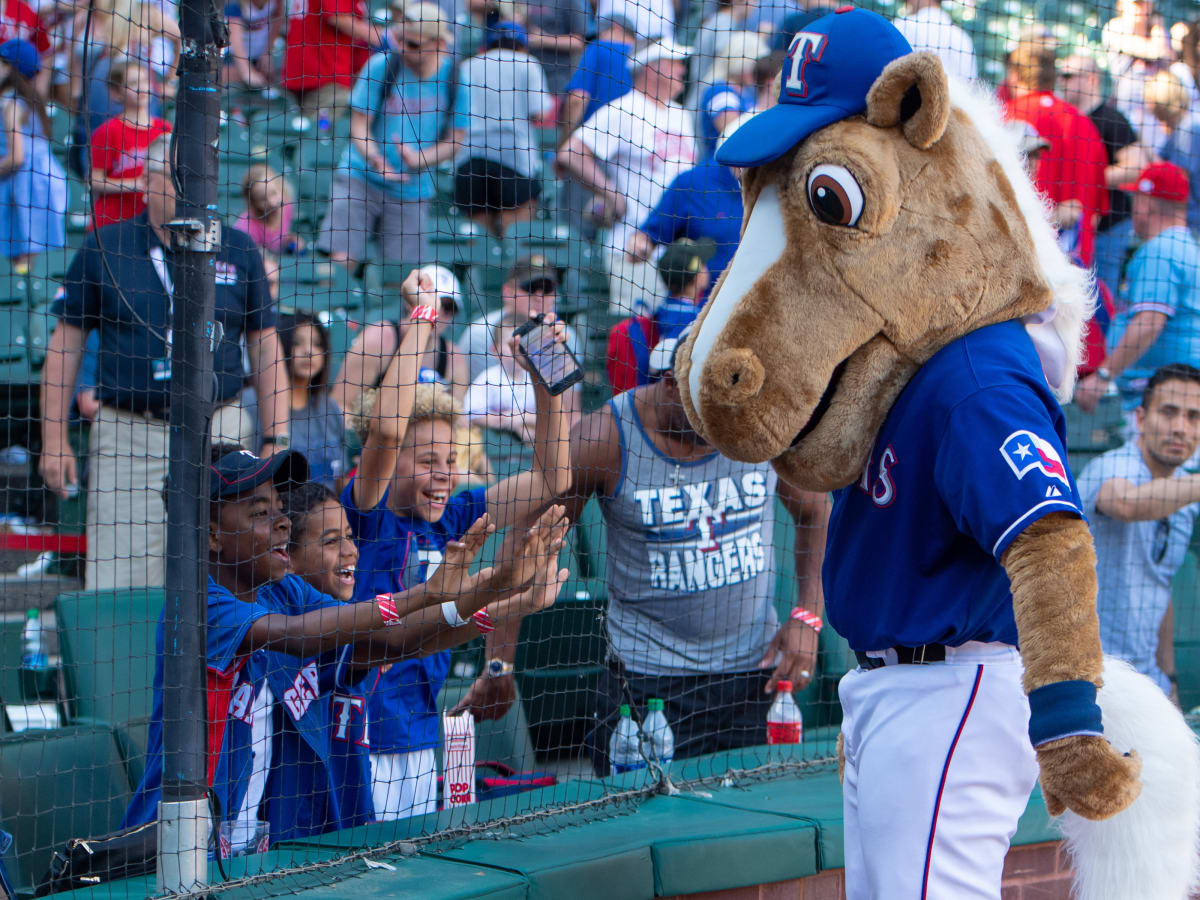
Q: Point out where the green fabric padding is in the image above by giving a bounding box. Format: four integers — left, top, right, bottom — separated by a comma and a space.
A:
427, 792, 817, 898
55, 588, 164, 728
293, 855, 529, 900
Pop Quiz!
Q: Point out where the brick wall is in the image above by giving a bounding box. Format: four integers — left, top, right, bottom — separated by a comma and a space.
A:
665, 840, 1073, 900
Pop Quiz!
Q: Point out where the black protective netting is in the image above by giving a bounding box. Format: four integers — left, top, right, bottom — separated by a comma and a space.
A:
0, 0, 1197, 894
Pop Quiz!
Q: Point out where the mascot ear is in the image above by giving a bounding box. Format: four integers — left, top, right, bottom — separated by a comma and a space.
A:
865, 52, 950, 150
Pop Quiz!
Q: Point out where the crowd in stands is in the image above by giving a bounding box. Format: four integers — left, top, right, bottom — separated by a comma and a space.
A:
0, 0, 1199, 863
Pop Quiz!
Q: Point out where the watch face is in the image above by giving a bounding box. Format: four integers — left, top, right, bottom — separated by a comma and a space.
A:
487, 660, 503, 677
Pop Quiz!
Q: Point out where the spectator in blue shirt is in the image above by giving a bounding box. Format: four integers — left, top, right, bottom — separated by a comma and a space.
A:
624, 149, 744, 295
560, 14, 634, 141
1146, 69, 1200, 233
1076, 162, 1200, 413
317, 3, 468, 273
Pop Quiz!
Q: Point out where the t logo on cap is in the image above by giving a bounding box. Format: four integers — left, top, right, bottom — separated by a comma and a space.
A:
784, 32, 828, 98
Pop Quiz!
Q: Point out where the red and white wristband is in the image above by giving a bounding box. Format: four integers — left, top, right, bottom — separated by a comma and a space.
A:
440, 599, 495, 634
410, 304, 438, 324
790, 607, 823, 633
376, 594, 403, 626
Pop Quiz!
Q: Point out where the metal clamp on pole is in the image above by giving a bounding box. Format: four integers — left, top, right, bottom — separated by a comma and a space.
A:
164, 216, 222, 253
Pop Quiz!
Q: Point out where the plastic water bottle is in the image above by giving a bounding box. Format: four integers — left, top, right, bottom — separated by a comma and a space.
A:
766, 680, 803, 745
641, 698, 675, 767
20, 608, 53, 700
609, 704, 647, 774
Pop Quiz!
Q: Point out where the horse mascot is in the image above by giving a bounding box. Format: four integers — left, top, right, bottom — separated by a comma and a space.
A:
676, 8, 1200, 898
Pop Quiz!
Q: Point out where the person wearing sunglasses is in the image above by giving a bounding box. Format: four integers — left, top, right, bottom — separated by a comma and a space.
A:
1077, 362, 1200, 699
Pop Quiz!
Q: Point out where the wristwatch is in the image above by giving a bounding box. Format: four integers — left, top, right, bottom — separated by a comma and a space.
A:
263, 434, 291, 449
1096, 367, 1113, 382
486, 659, 514, 679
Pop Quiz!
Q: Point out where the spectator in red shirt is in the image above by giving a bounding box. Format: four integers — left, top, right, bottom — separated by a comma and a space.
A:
0, 0, 48, 55
1003, 37, 1110, 267
88, 61, 170, 229
607, 237, 713, 395
280, 0, 389, 123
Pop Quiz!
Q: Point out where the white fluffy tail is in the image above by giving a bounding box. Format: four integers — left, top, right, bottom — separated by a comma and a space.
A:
1056, 658, 1200, 900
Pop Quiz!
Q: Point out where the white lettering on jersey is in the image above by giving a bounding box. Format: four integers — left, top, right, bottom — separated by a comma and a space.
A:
331, 694, 369, 747
857, 444, 899, 508
281, 661, 321, 721
872, 446, 898, 508
420, 547, 444, 579
648, 532, 767, 591
228, 681, 255, 725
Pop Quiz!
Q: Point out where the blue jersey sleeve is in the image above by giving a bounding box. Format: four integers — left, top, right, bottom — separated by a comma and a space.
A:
207, 581, 272, 674
441, 486, 490, 541
565, 43, 599, 96
639, 174, 684, 244
1128, 235, 1184, 317
341, 478, 389, 542
934, 387, 1083, 559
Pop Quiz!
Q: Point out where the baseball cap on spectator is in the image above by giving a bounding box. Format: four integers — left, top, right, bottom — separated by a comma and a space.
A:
1119, 161, 1189, 203
486, 20, 528, 48
508, 254, 558, 293
210, 449, 309, 501
416, 263, 462, 314
0, 39, 39, 79
393, 1, 452, 43
631, 37, 690, 70
658, 237, 716, 295
648, 323, 694, 376
716, 8, 913, 169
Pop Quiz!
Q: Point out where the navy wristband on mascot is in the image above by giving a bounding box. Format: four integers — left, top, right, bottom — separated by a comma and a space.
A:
1028, 680, 1104, 748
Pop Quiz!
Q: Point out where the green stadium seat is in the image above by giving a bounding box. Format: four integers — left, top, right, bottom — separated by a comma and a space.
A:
0, 617, 24, 709
0, 724, 134, 893
113, 715, 152, 790
1174, 551, 1200, 712
55, 588, 163, 728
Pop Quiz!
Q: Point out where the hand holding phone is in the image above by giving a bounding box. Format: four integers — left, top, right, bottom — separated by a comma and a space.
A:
512, 313, 583, 396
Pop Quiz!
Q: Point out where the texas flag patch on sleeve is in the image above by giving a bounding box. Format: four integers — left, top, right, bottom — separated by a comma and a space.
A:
1000, 430, 1070, 485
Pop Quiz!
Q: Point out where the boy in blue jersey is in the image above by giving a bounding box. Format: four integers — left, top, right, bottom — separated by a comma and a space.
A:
124, 442, 566, 848
343, 270, 572, 820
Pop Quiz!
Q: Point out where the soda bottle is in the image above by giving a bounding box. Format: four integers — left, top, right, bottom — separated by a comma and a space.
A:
641, 698, 675, 766
766, 680, 803, 745
19, 608, 54, 701
609, 704, 647, 774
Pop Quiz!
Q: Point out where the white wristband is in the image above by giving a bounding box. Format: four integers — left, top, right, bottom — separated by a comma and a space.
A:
441, 599, 468, 627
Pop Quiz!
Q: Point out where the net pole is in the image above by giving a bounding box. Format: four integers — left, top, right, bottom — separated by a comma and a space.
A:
157, 0, 224, 890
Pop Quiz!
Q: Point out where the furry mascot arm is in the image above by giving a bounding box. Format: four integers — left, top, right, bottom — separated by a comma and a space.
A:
1003, 511, 1142, 820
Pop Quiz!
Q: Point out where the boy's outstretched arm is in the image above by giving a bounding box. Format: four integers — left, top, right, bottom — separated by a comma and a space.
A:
485, 314, 573, 531
352, 269, 437, 513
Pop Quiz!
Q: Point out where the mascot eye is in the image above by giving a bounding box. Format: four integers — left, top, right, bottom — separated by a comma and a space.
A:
807, 164, 864, 227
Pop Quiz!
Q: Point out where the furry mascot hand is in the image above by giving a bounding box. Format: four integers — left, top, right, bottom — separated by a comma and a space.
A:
1003, 512, 1142, 820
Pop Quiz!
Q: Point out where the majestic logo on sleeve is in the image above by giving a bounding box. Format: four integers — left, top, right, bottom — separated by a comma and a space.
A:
1000, 430, 1070, 485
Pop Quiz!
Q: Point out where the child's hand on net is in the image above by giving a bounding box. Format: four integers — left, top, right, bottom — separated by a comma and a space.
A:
400, 268, 435, 311
490, 504, 569, 597
424, 513, 495, 604
487, 555, 569, 624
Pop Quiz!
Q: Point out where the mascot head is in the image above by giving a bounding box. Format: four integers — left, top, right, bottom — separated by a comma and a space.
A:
676, 8, 1092, 492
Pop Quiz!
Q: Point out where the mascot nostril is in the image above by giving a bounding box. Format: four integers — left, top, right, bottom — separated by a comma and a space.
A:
704, 348, 764, 404
687, 6, 1200, 900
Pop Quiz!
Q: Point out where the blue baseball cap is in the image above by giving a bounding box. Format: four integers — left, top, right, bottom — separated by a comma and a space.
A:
0, 39, 39, 80
715, 7, 912, 168
210, 449, 308, 501
486, 21, 528, 48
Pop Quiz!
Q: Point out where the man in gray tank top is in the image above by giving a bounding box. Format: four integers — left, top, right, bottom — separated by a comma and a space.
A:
560, 335, 830, 773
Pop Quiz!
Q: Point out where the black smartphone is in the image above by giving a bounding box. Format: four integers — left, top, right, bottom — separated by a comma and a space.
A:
514, 315, 583, 396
